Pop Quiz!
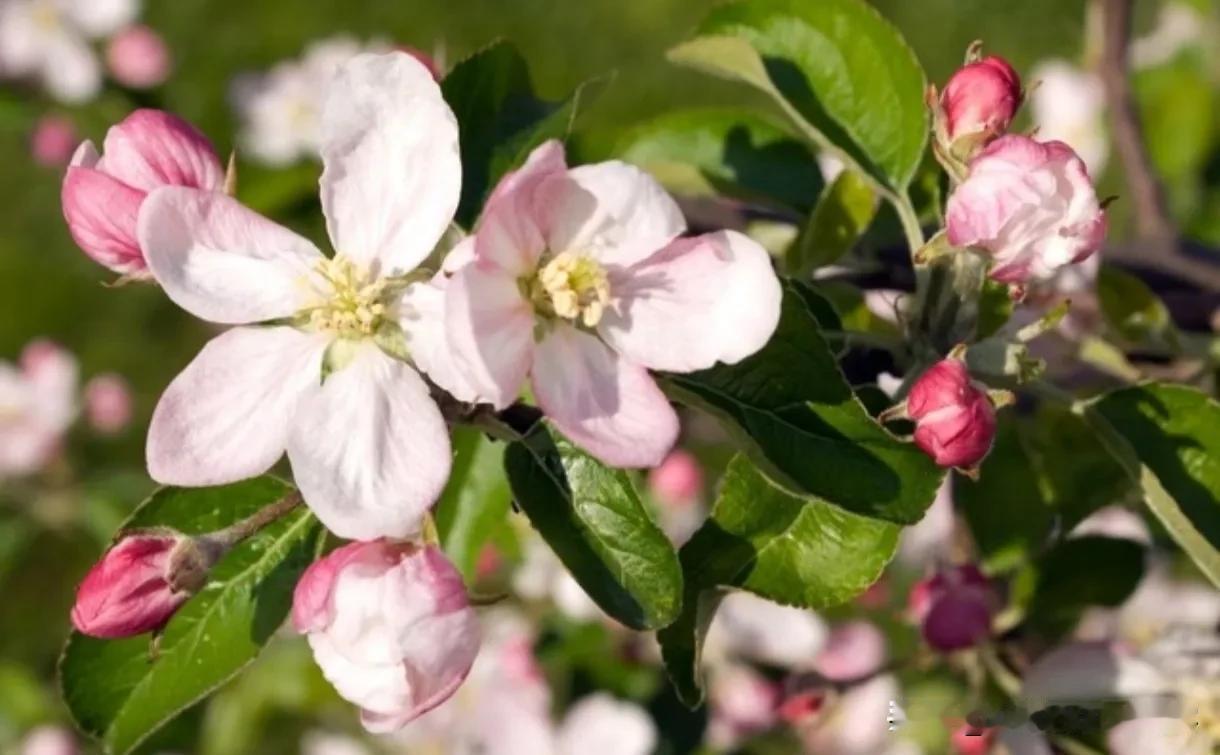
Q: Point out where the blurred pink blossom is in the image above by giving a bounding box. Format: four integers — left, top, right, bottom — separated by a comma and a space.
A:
813, 621, 887, 681
910, 565, 997, 652
0, 340, 77, 478
707, 664, 779, 749
648, 448, 703, 507
30, 115, 78, 167
84, 373, 132, 434
106, 24, 171, 89
19, 726, 78, 755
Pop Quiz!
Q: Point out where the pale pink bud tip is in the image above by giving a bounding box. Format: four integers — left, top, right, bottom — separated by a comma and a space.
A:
71, 534, 191, 638
911, 565, 996, 652
942, 56, 1022, 143
293, 540, 480, 733
19, 725, 79, 755
84, 373, 133, 434
648, 449, 703, 508
107, 25, 172, 89
907, 359, 996, 469
30, 116, 78, 167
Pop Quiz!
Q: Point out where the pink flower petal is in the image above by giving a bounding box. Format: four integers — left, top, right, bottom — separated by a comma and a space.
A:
475, 140, 568, 277
445, 262, 535, 409
61, 166, 145, 274
99, 109, 223, 192
532, 325, 678, 468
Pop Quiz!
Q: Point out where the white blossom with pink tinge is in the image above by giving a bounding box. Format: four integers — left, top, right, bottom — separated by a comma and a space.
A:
443, 140, 781, 468
705, 592, 828, 670
946, 135, 1106, 285
292, 540, 480, 733
0, 0, 138, 103
139, 52, 462, 540
556, 694, 657, 755
0, 340, 77, 478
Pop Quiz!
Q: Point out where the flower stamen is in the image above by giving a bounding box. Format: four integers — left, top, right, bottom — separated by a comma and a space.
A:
530, 251, 610, 327
306, 256, 390, 338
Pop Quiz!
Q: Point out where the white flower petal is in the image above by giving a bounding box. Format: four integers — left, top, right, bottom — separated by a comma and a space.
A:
598, 230, 780, 373
140, 187, 324, 324
41, 30, 100, 104
286, 346, 450, 540
147, 326, 324, 486
531, 325, 678, 468
546, 161, 685, 268
398, 281, 485, 404
319, 51, 460, 274
444, 262, 535, 409
62, 0, 139, 38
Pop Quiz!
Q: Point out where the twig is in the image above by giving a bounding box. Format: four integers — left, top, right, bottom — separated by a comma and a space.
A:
205, 490, 304, 549
1097, 0, 1177, 244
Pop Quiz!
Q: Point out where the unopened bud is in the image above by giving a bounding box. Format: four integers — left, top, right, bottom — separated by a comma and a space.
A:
906, 359, 998, 470
910, 565, 997, 652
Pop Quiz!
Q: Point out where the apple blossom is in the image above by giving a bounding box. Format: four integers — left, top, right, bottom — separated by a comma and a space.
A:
1029, 60, 1108, 177
0, 0, 138, 103
707, 664, 779, 749
940, 55, 1021, 147
555, 694, 657, 755
910, 564, 996, 652
292, 540, 479, 733
231, 35, 389, 166
0, 340, 77, 478
705, 591, 828, 669
30, 115, 77, 167
1107, 718, 1213, 755
106, 24, 170, 89
140, 52, 462, 540
83, 373, 133, 434
71, 532, 209, 638
897, 479, 956, 567
946, 135, 1106, 285
797, 675, 900, 755
62, 109, 224, 276
648, 448, 703, 507
813, 620, 887, 681
19, 726, 78, 755
444, 140, 782, 467
906, 359, 997, 469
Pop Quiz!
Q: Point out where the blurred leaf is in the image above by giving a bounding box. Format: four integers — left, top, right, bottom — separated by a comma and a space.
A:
504, 424, 682, 630
443, 41, 606, 227
0, 661, 56, 740
614, 107, 823, 212
659, 455, 899, 705
976, 279, 1013, 339
233, 162, 320, 217
1096, 265, 1180, 349
1026, 536, 1145, 637
434, 427, 512, 580
662, 280, 943, 524
60, 478, 324, 755
954, 422, 1055, 573
1086, 383, 1220, 587
786, 170, 878, 276
669, 0, 928, 193
1135, 54, 1216, 182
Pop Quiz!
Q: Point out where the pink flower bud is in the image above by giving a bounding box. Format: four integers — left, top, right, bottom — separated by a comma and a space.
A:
292, 540, 480, 733
941, 56, 1022, 144
19, 726, 78, 755
813, 620, 886, 681
777, 690, 826, 725
71, 533, 199, 638
106, 26, 172, 90
946, 135, 1106, 284
84, 373, 132, 434
950, 723, 996, 755
61, 109, 223, 276
30, 116, 78, 167
648, 449, 703, 508
907, 359, 996, 469
910, 565, 996, 652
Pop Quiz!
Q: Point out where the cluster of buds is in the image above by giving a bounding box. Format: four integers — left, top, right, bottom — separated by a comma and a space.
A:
909, 564, 998, 652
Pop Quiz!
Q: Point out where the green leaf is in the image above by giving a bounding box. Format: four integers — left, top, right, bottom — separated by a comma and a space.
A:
1086, 383, 1220, 587
60, 478, 324, 755
613, 107, 823, 212
659, 456, 899, 705
1135, 54, 1216, 181
954, 422, 1055, 573
1096, 265, 1180, 350
669, 0, 928, 193
662, 280, 943, 524
1026, 536, 1145, 637
503, 424, 682, 630
786, 170, 877, 276
976, 279, 1014, 339
434, 427, 512, 580
443, 41, 606, 227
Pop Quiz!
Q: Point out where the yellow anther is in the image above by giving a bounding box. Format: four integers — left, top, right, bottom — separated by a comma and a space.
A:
534, 252, 610, 327
305, 256, 390, 337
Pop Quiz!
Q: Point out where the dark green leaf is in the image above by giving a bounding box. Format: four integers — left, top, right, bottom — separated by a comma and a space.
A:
786, 170, 877, 275
1026, 536, 1145, 637
662, 279, 943, 524
434, 427, 512, 580
60, 478, 324, 755
1087, 383, 1220, 586
659, 456, 899, 705
443, 41, 605, 226
504, 424, 682, 630
1096, 265, 1180, 349
669, 0, 928, 192
976, 279, 1014, 339
614, 107, 822, 212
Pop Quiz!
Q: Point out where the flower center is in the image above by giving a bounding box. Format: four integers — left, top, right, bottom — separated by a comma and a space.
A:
530, 252, 610, 328
31, 1, 62, 30
306, 256, 390, 338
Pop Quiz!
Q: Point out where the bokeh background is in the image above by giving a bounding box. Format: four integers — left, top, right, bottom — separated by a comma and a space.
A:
1, 0, 1218, 753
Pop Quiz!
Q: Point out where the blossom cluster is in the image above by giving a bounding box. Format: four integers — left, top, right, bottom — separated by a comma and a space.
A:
61, 50, 783, 730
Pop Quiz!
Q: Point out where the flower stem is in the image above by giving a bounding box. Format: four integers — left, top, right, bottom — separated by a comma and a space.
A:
205, 489, 304, 550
